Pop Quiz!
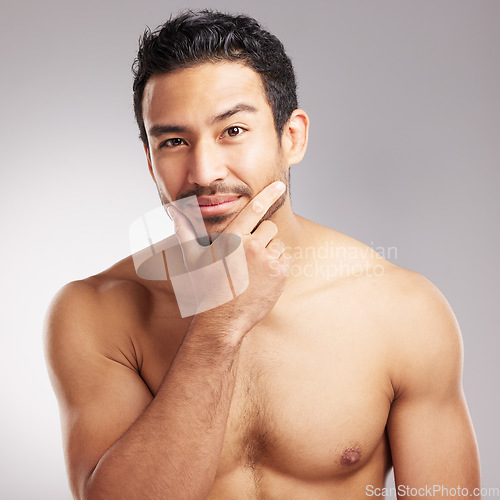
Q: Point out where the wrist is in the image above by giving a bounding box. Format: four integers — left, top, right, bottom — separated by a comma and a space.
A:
186, 310, 249, 351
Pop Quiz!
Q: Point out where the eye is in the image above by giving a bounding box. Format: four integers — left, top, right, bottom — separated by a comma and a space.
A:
160, 138, 186, 148
223, 126, 245, 138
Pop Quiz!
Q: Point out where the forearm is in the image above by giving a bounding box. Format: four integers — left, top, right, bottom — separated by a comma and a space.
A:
85, 315, 243, 500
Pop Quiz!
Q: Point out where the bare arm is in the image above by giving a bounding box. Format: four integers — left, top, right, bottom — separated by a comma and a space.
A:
86, 311, 242, 499
387, 274, 481, 498
45, 181, 291, 499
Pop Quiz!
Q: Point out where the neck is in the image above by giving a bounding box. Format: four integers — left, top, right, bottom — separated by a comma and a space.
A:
267, 198, 311, 252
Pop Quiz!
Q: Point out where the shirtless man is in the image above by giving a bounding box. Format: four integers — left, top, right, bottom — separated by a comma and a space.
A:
44, 10, 481, 499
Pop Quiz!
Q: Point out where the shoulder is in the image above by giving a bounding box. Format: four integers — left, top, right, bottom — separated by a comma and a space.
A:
294, 216, 392, 281
379, 265, 461, 345
45, 265, 153, 337
307, 218, 458, 332
43, 259, 156, 372
324, 226, 461, 351
372, 265, 464, 399
304, 219, 463, 393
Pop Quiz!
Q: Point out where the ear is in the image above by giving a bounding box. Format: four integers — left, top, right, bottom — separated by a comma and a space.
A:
143, 143, 157, 183
281, 109, 309, 166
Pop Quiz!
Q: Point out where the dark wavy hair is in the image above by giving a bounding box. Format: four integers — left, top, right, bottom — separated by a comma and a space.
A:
132, 9, 298, 146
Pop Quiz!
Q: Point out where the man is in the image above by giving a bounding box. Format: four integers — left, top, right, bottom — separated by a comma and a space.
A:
45, 10, 481, 499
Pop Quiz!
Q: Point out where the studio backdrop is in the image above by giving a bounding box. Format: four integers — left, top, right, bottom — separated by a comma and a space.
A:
0, 0, 498, 498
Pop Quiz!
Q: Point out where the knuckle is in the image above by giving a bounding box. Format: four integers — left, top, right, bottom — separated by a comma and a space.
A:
246, 239, 260, 254
268, 242, 284, 257
263, 251, 275, 263
251, 200, 264, 214
261, 220, 278, 234
272, 238, 284, 249
267, 242, 278, 253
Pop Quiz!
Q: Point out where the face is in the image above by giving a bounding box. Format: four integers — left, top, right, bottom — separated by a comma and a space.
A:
142, 62, 289, 237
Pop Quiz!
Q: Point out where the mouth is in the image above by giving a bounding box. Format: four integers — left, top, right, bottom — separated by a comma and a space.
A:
196, 195, 242, 217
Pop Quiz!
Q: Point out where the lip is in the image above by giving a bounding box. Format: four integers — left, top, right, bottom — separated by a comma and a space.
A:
196, 195, 242, 216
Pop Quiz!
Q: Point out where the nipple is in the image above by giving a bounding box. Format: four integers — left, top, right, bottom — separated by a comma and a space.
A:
340, 446, 361, 466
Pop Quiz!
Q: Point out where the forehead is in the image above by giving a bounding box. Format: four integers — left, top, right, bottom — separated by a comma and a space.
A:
142, 62, 271, 128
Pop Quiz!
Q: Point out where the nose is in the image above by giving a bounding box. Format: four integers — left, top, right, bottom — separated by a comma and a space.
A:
186, 140, 228, 187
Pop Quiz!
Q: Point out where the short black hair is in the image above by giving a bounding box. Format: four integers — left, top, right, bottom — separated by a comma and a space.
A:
132, 9, 298, 146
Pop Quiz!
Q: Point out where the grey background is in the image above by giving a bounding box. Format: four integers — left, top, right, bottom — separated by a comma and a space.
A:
0, 0, 498, 497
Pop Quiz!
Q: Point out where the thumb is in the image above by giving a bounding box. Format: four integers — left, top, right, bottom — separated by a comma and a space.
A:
167, 205, 198, 261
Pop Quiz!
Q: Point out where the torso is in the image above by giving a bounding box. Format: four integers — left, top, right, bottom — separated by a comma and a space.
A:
91, 220, 399, 498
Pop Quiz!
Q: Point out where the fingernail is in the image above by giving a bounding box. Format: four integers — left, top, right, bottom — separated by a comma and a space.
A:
274, 181, 286, 192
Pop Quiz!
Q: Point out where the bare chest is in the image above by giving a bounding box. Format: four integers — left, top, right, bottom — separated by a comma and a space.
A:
216, 319, 392, 482
139, 300, 393, 486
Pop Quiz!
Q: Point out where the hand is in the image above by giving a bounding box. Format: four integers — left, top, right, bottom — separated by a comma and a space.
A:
169, 181, 293, 339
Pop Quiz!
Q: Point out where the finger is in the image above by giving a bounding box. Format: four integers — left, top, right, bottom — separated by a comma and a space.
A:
276, 251, 294, 276
225, 181, 286, 236
167, 205, 200, 261
266, 238, 286, 258
167, 206, 196, 243
248, 220, 278, 248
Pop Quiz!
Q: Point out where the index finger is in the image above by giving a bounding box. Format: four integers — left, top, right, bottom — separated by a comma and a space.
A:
225, 180, 286, 236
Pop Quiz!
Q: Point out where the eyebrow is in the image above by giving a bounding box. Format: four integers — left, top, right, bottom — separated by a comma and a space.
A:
210, 103, 258, 125
148, 103, 258, 138
148, 124, 187, 137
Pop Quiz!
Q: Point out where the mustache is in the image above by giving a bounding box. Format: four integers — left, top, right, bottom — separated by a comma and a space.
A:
177, 182, 252, 200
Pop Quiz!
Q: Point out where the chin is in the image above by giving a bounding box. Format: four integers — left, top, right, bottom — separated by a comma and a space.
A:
201, 213, 235, 240
203, 213, 233, 225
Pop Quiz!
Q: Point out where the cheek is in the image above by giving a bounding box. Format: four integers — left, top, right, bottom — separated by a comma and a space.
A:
151, 168, 180, 202
150, 155, 184, 198
229, 137, 282, 184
